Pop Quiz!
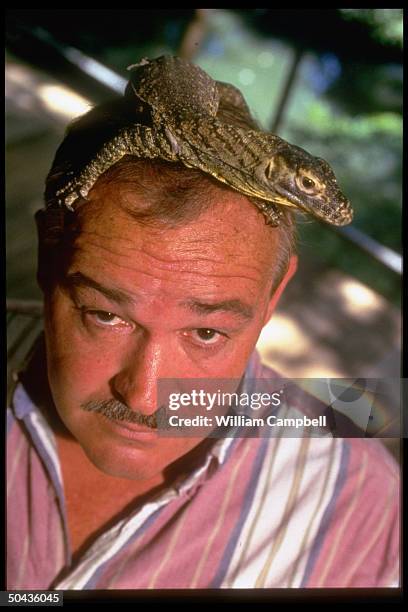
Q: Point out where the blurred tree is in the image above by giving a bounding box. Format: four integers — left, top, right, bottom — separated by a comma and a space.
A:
233, 9, 402, 63
340, 9, 403, 48
326, 63, 402, 116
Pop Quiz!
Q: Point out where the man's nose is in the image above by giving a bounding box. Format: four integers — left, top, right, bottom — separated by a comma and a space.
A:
110, 337, 174, 416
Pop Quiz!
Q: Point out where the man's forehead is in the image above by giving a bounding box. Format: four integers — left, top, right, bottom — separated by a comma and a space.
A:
79, 183, 281, 263
62, 188, 285, 320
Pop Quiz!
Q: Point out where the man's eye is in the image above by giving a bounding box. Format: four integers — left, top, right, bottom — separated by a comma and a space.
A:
86, 309, 125, 327
189, 328, 224, 346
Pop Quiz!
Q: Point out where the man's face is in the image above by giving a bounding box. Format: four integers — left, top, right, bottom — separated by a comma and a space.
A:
44, 183, 284, 482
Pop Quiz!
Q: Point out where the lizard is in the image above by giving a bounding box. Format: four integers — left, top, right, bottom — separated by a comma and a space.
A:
54, 55, 353, 227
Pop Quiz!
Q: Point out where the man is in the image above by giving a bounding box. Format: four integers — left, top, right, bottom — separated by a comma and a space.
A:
7, 57, 399, 590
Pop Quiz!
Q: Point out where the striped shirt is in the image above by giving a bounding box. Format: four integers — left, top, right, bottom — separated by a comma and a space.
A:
7, 346, 400, 590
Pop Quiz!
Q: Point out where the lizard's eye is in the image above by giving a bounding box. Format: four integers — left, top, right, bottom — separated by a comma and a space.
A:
302, 176, 315, 189
295, 173, 320, 194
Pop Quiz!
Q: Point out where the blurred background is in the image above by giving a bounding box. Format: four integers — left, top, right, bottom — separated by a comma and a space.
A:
6, 9, 402, 387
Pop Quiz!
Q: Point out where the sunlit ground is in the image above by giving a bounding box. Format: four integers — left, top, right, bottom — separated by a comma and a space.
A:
257, 269, 400, 378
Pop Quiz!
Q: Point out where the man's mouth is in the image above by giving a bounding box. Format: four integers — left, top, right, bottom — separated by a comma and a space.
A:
100, 416, 160, 442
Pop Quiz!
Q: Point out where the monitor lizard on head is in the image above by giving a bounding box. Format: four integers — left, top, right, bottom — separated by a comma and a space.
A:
54, 56, 353, 228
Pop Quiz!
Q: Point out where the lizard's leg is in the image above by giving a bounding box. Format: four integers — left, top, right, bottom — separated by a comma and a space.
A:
251, 197, 284, 227
216, 81, 253, 122
58, 124, 176, 208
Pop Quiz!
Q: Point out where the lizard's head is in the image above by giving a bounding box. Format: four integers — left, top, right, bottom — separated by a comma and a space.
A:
256, 143, 353, 226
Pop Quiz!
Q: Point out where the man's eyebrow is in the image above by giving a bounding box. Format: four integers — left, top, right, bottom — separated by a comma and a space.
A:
64, 272, 133, 305
64, 273, 254, 319
181, 298, 254, 320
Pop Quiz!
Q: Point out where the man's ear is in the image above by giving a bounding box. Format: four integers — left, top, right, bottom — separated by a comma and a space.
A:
263, 255, 298, 324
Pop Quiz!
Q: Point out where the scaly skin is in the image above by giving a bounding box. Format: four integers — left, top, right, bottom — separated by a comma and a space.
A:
54, 56, 353, 227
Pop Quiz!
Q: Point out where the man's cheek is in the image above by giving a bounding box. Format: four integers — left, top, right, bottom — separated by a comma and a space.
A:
65, 355, 112, 390
48, 338, 113, 395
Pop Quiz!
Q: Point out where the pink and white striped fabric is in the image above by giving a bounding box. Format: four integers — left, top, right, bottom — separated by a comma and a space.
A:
7, 351, 400, 590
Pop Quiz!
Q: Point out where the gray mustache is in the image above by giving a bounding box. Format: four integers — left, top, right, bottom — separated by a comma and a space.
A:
81, 399, 166, 429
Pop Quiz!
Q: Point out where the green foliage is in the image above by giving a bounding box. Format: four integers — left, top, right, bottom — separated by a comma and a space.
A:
340, 9, 403, 48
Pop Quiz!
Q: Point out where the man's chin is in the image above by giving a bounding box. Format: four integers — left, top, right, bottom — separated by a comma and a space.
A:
81, 441, 164, 481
